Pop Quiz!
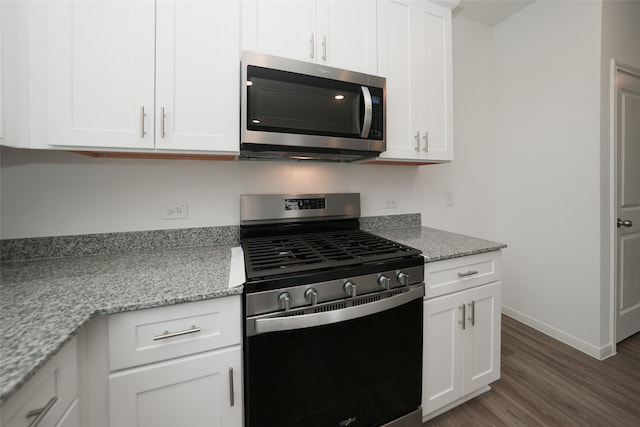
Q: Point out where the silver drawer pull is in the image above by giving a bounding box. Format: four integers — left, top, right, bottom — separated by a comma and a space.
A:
26, 396, 58, 427
153, 325, 201, 341
458, 270, 479, 278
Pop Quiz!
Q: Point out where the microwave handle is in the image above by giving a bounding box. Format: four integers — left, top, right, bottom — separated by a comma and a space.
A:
360, 86, 373, 138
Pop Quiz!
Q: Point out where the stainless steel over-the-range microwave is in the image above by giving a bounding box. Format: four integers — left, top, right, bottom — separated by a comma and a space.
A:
240, 51, 386, 162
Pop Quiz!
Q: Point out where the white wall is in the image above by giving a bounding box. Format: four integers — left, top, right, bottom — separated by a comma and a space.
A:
0, 148, 425, 238
417, 15, 496, 241
493, 0, 605, 355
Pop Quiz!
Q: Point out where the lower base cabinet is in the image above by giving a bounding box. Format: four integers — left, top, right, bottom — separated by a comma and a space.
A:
423, 269, 501, 417
0, 338, 79, 427
109, 346, 242, 427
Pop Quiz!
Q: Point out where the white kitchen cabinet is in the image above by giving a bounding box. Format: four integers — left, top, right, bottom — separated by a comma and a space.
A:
109, 347, 242, 427
9, 0, 239, 154
422, 253, 501, 419
0, 338, 79, 427
242, 0, 378, 75
376, 0, 455, 163
107, 297, 243, 427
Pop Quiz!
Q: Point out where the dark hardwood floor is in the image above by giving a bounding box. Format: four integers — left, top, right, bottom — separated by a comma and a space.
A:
424, 315, 640, 426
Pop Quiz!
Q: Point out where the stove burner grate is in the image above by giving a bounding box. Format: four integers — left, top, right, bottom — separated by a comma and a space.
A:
242, 230, 420, 280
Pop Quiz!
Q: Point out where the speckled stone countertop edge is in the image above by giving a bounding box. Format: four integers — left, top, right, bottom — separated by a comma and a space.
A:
0, 287, 245, 404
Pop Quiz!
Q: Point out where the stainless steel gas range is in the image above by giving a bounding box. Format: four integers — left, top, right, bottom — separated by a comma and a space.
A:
240, 193, 425, 427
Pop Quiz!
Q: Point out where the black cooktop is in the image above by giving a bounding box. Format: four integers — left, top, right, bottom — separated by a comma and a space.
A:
241, 229, 422, 291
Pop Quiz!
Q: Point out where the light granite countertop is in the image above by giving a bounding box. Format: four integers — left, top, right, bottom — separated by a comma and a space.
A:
370, 226, 507, 262
0, 244, 242, 403
0, 223, 505, 404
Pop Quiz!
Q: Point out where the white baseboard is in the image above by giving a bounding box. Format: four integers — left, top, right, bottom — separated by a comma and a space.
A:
502, 305, 615, 360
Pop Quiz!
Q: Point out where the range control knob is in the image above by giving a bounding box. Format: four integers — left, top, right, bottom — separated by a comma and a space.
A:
343, 281, 357, 298
278, 292, 292, 311
378, 275, 391, 290
397, 272, 410, 286
305, 288, 319, 305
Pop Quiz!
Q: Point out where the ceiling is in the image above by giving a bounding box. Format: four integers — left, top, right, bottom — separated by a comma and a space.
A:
454, 0, 536, 27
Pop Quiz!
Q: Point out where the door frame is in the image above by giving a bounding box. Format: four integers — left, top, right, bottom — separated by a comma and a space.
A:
609, 59, 640, 352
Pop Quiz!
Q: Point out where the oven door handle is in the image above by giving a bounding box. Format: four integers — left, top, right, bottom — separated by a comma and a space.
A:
249, 284, 424, 336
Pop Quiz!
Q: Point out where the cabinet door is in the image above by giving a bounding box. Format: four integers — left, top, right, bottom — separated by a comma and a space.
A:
109, 346, 243, 427
43, 1, 155, 149
155, 0, 239, 153
463, 282, 502, 393
242, 0, 317, 62
378, 0, 419, 160
378, 0, 453, 162
421, 1, 453, 161
1, 339, 78, 427
423, 291, 465, 414
319, 0, 378, 74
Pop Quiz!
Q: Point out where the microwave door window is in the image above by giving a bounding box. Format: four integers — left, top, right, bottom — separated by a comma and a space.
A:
247, 69, 361, 138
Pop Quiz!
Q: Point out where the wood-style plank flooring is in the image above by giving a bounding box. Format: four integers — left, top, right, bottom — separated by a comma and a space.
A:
424, 315, 640, 426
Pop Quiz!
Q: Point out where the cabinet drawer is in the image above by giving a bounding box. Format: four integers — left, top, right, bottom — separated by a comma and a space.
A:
1, 338, 78, 427
109, 297, 241, 371
425, 251, 501, 298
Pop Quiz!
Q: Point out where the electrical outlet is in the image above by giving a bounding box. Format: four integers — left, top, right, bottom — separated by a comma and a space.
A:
385, 196, 399, 209
445, 191, 454, 206
162, 203, 188, 219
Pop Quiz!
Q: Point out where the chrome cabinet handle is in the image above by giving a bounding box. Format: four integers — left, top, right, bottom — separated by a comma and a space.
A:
415, 132, 420, 151
140, 106, 146, 137
228, 368, 235, 407
422, 132, 429, 152
152, 325, 201, 341
310, 33, 315, 58
468, 301, 476, 326
459, 304, 466, 330
458, 270, 479, 278
160, 107, 166, 138
617, 218, 633, 228
322, 35, 327, 61
26, 396, 58, 427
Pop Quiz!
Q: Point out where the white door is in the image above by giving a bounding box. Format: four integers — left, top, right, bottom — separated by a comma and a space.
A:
421, 2, 453, 161
320, 0, 377, 74
423, 291, 464, 414
463, 282, 501, 393
377, 0, 419, 160
377, 0, 453, 162
616, 65, 640, 342
155, 0, 240, 152
45, 0, 155, 149
242, 0, 317, 62
109, 347, 243, 427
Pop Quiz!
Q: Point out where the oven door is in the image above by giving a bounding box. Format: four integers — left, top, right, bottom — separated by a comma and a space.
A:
244, 285, 424, 427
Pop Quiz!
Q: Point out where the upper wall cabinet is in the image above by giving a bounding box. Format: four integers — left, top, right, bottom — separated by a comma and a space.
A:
242, 0, 378, 75
2, 1, 240, 154
375, 0, 456, 164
